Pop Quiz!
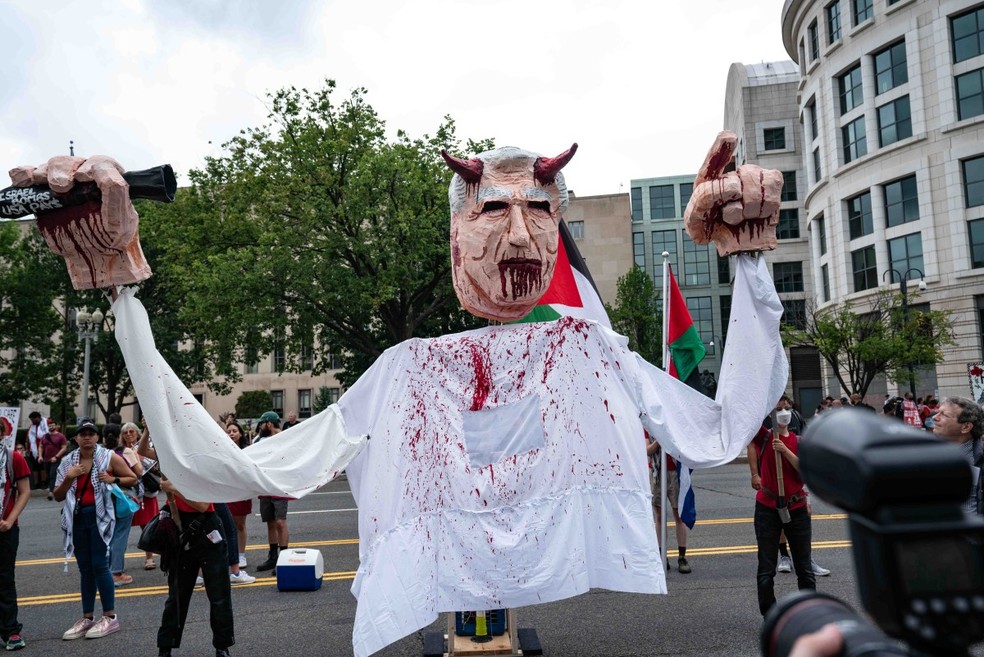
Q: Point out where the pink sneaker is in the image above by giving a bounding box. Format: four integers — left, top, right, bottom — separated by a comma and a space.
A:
62, 617, 96, 640
84, 615, 120, 639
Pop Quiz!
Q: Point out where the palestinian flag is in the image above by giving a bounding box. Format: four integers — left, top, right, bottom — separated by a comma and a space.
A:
665, 263, 706, 388
516, 220, 611, 328
664, 262, 705, 530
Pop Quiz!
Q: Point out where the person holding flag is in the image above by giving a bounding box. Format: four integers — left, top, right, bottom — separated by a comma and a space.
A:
649, 260, 705, 573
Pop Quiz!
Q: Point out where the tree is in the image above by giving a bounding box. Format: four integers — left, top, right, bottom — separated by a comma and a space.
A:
235, 390, 273, 419
605, 265, 662, 365
782, 290, 954, 397
0, 223, 78, 409
312, 386, 335, 414
140, 80, 491, 387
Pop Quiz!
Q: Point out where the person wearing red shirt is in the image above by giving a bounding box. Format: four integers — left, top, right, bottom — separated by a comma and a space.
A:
156, 479, 234, 657
748, 408, 816, 616
40, 420, 68, 501
0, 416, 31, 651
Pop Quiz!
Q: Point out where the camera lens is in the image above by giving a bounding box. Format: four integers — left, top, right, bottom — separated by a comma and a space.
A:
762, 591, 908, 657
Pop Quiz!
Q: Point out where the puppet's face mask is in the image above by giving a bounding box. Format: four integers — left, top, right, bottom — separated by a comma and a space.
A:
444, 145, 575, 323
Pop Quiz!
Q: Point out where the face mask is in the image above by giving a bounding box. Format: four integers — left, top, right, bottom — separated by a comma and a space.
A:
776, 410, 792, 427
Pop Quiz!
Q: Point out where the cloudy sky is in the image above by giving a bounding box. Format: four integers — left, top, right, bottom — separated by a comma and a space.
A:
2, 1, 792, 198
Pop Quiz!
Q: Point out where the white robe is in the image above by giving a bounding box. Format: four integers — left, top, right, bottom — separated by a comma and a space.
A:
112, 254, 786, 657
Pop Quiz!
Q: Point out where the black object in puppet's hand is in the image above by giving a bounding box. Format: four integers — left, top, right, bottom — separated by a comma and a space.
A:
0, 164, 177, 220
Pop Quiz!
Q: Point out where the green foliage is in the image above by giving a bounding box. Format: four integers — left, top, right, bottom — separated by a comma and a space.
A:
312, 386, 335, 414
140, 80, 490, 387
782, 289, 955, 397
605, 265, 663, 365
0, 223, 76, 409
235, 390, 273, 419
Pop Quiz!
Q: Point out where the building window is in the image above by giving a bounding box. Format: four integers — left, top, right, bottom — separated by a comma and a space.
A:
633, 232, 646, 269
888, 233, 924, 274
839, 64, 864, 114
650, 185, 676, 219
970, 218, 984, 267
568, 220, 585, 239
778, 209, 801, 239
298, 389, 312, 418
852, 246, 879, 292
847, 191, 874, 239
781, 299, 808, 330
270, 390, 284, 418
685, 296, 714, 344
631, 187, 643, 221
842, 116, 867, 163
808, 98, 819, 141
809, 20, 820, 61
884, 175, 919, 227
764, 127, 786, 151
852, 0, 873, 26
877, 96, 912, 147
717, 254, 730, 285
774, 262, 805, 292
977, 296, 984, 351
827, 1, 842, 44
813, 148, 822, 181
964, 155, 984, 207
679, 183, 693, 214
781, 171, 798, 202
874, 41, 908, 95
273, 345, 286, 373
952, 5, 984, 64
300, 343, 314, 371
682, 239, 711, 286
957, 68, 984, 120
652, 230, 677, 290
327, 387, 341, 404
327, 353, 341, 370
821, 263, 831, 302
817, 215, 827, 255
719, 295, 731, 341
245, 361, 258, 375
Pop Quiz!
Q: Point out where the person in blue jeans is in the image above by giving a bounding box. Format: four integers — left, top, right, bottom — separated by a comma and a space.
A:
53, 420, 138, 640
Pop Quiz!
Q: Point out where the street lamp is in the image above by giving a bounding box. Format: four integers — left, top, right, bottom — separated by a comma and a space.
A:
707, 334, 724, 355
75, 307, 106, 422
882, 267, 927, 397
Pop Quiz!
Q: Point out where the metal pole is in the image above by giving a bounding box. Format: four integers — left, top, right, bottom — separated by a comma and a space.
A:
901, 278, 915, 397
80, 334, 91, 422
659, 252, 670, 568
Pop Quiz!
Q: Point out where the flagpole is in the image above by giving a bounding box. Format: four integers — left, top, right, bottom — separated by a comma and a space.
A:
659, 252, 670, 569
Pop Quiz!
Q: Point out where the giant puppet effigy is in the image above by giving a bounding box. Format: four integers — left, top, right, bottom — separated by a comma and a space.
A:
11, 133, 787, 657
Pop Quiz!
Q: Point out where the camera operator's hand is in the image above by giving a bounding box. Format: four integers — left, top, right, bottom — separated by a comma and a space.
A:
789, 624, 843, 657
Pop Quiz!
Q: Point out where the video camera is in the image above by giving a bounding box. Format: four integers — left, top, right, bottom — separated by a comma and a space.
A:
760, 409, 984, 656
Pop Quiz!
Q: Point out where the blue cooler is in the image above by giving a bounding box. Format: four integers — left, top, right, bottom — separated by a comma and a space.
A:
275, 548, 324, 591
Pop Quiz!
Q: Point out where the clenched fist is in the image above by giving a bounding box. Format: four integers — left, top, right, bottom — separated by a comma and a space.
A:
9, 155, 152, 290
683, 132, 784, 257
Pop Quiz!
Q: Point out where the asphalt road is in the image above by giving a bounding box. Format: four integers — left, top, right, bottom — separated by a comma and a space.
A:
9, 463, 979, 657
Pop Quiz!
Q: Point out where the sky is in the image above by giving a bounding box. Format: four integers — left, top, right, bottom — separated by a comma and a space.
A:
1, 1, 793, 198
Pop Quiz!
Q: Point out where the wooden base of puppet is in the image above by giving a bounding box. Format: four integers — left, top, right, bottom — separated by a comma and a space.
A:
422, 609, 541, 656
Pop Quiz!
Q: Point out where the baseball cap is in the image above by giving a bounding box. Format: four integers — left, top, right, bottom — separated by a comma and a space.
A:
76, 420, 101, 437
257, 411, 280, 424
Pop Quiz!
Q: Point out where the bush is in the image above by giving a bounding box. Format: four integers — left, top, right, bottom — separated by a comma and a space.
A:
235, 390, 274, 420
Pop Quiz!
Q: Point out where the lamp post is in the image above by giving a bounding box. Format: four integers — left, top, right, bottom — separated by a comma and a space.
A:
882, 267, 927, 397
707, 334, 724, 355
75, 308, 105, 422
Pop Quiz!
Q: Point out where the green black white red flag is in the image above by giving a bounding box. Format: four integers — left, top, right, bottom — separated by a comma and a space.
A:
517, 220, 611, 328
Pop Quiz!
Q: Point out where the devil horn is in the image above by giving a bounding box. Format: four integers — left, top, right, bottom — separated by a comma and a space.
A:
534, 143, 578, 185
440, 149, 484, 184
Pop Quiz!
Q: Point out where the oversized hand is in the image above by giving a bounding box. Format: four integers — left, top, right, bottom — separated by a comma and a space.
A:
9, 155, 151, 290
683, 132, 784, 257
